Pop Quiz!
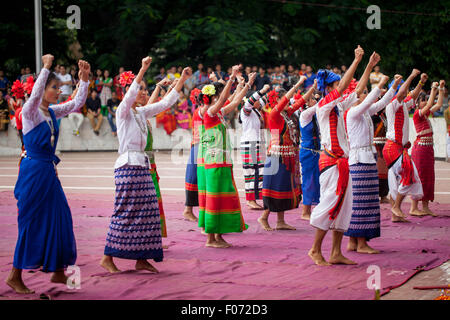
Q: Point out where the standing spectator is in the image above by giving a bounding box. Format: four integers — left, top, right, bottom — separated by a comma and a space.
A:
286, 64, 299, 90
53, 65, 60, 76
325, 64, 332, 71
20, 67, 33, 83
254, 67, 271, 91
444, 101, 450, 162
0, 91, 9, 132
107, 91, 120, 137
113, 67, 125, 100
57, 65, 73, 102
369, 65, 384, 90
252, 65, 258, 73
154, 67, 166, 83
193, 63, 209, 86
167, 66, 177, 80
70, 67, 79, 91
341, 65, 347, 75
0, 70, 9, 95
95, 69, 103, 93
299, 63, 307, 75
100, 69, 113, 116
176, 66, 183, 78
303, 65, 316, 89
243, 66, 252, 82
17, 68, 25, 81
332, 66, 341, 75
183, 71, 196, 97
270, 66, 286, 91
214, 64, 226, 81
86, 90, 103, 135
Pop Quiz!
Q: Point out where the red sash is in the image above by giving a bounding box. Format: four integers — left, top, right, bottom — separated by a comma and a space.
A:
383, 139, 415, 186
318, 149, 349, 220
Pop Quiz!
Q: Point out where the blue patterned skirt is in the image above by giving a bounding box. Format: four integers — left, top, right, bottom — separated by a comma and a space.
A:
344, 163, 380, 240
104, 163, 163, 261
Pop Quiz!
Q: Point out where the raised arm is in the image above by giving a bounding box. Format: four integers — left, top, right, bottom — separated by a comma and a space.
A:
355, 52, 380, 96
409, 72, 428, 101
149, 78, 171, 104
209, 65, 239, 116
52, 60, 90, 118
369, 74, 401, 115
396, 69, 420, 102
285, 76, 306, 101
140, 67, 192, 118
430, 80, 446, 114
116, 56, 152, 119
419, 82, 438, 116
222, 72, 257, 115
242, 84, 271, 116
22, 54, 53, 120
337, 45, 365, 95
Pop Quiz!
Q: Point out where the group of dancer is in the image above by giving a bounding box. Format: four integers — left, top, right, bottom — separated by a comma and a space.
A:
6, 46, 446, 293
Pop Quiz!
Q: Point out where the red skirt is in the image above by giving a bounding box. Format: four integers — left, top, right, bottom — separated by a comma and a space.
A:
411, 143, 434, 201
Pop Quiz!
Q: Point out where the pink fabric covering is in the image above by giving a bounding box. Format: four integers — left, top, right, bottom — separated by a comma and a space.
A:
0, 191, 448, 300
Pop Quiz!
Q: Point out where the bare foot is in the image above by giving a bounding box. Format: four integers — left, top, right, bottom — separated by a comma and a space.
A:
423, 208, 437, 217
391, 214, 410, 223
347, 239, 357, 252
391, 207, 407, 219
308, 249, 331, 266
357, 244, 380, 254
201, 228, 207, 235
388, 195, 395, 207
329, 254, 357, 265
6, 277, 35, 294
183, 210, 198, 222
409, 209, 427, 217
247, 201, 263, 210
100, 256, 121, 273
205, 241, 231, 248
214, 240, 232, 248
135, 260, 159, 273
276, 221, 296, 230
301, 213, 310, 221
380, 197, 390, 204
257, 217, 273, 231
50, 272, 68, 284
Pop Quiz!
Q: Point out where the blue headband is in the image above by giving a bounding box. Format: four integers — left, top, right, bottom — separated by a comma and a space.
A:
316, 69, 341, 93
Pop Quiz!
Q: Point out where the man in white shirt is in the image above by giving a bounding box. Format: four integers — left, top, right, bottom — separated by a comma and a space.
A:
58, 65, 73, 102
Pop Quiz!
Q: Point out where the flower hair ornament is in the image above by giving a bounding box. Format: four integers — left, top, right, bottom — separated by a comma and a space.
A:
201, 84, 216, 96
267, 90, 279, 109
119, 71, 135, 87
24, 76, 35, 95
12, 80, 25, 99
190, 88, 201, 105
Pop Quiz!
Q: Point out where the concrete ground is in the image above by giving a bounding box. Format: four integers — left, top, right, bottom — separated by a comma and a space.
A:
0, 151, 448, 300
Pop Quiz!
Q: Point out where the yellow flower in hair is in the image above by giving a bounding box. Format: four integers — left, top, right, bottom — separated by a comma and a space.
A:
202, 84, 216, 96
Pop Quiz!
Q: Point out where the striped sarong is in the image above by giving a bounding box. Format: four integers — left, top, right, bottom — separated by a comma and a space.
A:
185, 143, 199, 206
240, 140, 265, 201
344, 163, 380, 240
104, 164, 163, 261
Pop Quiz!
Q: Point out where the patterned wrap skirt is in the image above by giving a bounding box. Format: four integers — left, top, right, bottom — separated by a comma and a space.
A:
344, 163, 381, 240
185, 143, 199, 207
411, 143, 435, 202
240, 140, 265, 201
104, 163, 163, 261
262, 155, 301, 212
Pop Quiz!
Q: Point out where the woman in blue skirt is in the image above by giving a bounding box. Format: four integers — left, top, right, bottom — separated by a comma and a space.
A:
6, 54, 90, 294
299, 93, 321, 220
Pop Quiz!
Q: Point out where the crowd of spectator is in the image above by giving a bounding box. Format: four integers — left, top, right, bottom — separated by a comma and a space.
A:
1, 62, 449, 139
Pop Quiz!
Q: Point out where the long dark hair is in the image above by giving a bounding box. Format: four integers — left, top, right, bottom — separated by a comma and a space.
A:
45, 72, 59, 89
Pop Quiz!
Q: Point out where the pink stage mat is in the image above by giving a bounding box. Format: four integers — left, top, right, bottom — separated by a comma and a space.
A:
0, 191, 448, 300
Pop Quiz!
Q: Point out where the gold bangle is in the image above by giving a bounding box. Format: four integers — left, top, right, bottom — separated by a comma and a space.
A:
418, 81, 424, 86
